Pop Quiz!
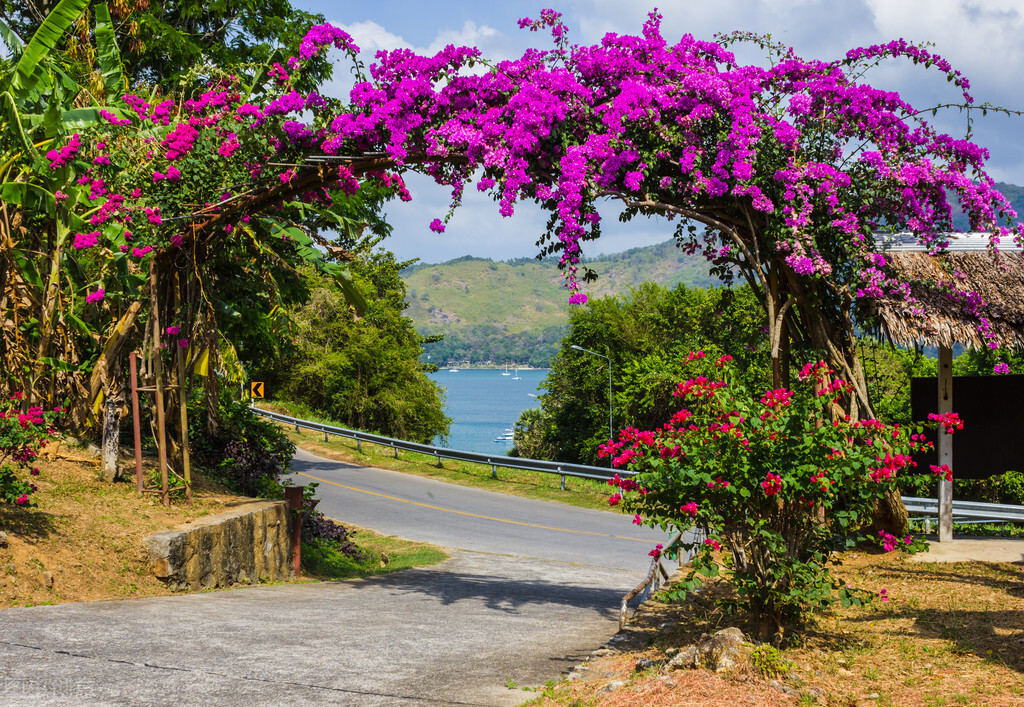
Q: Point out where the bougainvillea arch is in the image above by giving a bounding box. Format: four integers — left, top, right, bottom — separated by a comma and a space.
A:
17, 10, 1023, 438
306, 10, 1021, 419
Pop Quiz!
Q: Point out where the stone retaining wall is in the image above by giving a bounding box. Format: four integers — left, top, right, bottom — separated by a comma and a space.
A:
143, 500, 294, 591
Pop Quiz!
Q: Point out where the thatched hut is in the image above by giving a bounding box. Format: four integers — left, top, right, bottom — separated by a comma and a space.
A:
871, 233, 1024, 349
869, 232, 1024, 542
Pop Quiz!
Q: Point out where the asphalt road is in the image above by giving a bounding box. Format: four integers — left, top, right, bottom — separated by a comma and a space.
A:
0, 448, 675, 705
288, 447, 672, 571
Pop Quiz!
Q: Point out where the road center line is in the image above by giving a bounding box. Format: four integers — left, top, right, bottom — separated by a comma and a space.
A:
296, 472, 655, 543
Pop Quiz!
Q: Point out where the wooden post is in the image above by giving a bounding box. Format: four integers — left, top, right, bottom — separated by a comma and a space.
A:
937, 345, 954, 542
176, 344, 192, 505
150, 264, 169, 506
130, 352, 143, 494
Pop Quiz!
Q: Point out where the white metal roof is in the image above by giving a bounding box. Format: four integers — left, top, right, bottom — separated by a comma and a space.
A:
873, 232, 1023, 253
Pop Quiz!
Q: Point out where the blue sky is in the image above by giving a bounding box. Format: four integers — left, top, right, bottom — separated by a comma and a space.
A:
295, 1, 1024, 264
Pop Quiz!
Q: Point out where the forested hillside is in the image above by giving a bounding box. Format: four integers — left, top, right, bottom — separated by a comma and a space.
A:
951, 181, 1023, 231
402, 241, 720, 366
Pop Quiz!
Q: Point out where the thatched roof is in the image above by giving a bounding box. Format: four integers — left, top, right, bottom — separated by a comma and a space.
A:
871, 234, 1024, 350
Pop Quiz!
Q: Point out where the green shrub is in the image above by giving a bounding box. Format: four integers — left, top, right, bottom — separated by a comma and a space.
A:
189, 390, 294, 497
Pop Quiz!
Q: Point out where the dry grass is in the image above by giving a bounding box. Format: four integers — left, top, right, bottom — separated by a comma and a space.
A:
530, 549, 1024, 706
0, 445, 246, 608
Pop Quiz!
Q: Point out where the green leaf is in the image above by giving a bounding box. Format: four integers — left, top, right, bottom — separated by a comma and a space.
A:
12, 250, 43, 289
334, 267, 368, 315
61, 251, 87, 286
0, 17, 25, 57
13, 0, 91, 99
93, 4, 124, 97
60, 107, 104, 130
1, 92, 38, 159
66, 312, 93, 337
41, 86, 64, 139
36, 356, 80, 373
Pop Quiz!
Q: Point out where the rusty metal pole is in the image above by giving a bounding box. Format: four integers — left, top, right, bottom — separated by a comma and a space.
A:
176, 344, 192, 505
285, 485, 304, 578
150, 264, 169, 506
130, 352, 144, 494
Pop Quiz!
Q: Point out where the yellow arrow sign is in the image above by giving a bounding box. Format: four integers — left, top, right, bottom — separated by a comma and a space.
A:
250, 381, 264, 398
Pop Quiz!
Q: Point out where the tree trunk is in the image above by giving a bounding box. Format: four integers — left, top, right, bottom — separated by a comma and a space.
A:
101, 392, 124, 482
870, 485, 909, 537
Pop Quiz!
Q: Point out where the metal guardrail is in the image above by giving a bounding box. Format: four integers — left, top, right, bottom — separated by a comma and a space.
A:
251, 405, 632, 487
619, 531, 692, 630
902, 496, 1024, 526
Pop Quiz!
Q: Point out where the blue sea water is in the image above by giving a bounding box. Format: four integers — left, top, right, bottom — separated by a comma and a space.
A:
428, 368, 548, 454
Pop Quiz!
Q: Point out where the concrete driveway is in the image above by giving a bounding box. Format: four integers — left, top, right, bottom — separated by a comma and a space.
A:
1, 549, 647, 705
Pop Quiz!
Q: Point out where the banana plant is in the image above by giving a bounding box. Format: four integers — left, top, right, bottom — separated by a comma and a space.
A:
0, 0, 128, 424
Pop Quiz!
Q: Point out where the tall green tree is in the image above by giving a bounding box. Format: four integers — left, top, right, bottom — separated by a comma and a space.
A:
523, 283, 768, 465
0, 0, 329, 86
272, 252, 450, 444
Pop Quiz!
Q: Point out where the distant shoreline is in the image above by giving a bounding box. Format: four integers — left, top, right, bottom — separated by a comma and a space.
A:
438, 366, 550, 372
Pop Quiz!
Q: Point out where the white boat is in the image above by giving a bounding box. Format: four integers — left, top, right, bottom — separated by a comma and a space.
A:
512, 367, 521, 380
501, 363, 511, 376
494, 428, 515, 442
448, 368, 459, 373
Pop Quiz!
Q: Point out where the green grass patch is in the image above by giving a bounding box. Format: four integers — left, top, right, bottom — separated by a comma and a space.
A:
301, 527, 447, 580
950, 522, 1024, 538
257, 400, 615, 512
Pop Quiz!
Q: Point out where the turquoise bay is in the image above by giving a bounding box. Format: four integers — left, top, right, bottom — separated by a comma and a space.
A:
428, 368, 548, 454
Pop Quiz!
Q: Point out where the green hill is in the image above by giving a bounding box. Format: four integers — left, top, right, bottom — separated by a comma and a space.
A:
402, 240, 719, 367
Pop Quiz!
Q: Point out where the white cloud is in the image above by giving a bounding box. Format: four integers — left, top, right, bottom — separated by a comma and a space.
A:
425, 20, 500, 56
864, 0, 1024, 84
335, 20, 414, 54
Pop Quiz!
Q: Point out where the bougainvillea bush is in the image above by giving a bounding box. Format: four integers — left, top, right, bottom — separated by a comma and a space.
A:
0, 396, 61, 506
600, 352, 934, 642
313, 10, 1023, 416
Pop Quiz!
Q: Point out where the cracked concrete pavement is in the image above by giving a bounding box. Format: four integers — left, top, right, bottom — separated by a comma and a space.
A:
0, 550, 645, 706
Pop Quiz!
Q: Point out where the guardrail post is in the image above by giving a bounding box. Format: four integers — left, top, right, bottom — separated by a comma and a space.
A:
394, 446, 398, 459
357, 439, 361, 453
295, 423, 300, 433
561, 475, 566, 491
435, 454, 442, 467
323, 430, 328, 442
492, 464, 497, 480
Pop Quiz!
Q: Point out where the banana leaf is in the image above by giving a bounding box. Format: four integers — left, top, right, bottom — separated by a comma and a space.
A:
0, 17, 24, 57
93, 4, 123, 97
12, 0, 91, 99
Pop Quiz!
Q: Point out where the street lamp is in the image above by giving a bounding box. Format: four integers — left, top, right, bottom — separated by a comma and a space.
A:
570, 344, 613, 460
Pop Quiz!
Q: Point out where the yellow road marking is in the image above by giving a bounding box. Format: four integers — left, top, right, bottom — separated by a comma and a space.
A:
297, 472, 654, 543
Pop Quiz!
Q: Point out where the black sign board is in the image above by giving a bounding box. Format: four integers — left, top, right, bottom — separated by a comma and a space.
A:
910, 375, 1024, 479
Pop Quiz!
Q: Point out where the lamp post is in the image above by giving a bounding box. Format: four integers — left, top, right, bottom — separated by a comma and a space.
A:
570, 344, 613, 461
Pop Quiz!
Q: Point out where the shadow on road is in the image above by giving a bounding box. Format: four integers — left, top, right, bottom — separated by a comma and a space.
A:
337, 564, 625, 619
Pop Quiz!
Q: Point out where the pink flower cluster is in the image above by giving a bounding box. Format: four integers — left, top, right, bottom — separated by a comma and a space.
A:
928, 412, 964, 435
46, 133, 81, 169
299, 24, 359, 60
73, 231, 99, 250
929, 463, 953, 482
877, 530, 913, 553
85, 288, 105, 304
162, 123, 199, 161
100, 109, 131, 127
760, 472, 782, 496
